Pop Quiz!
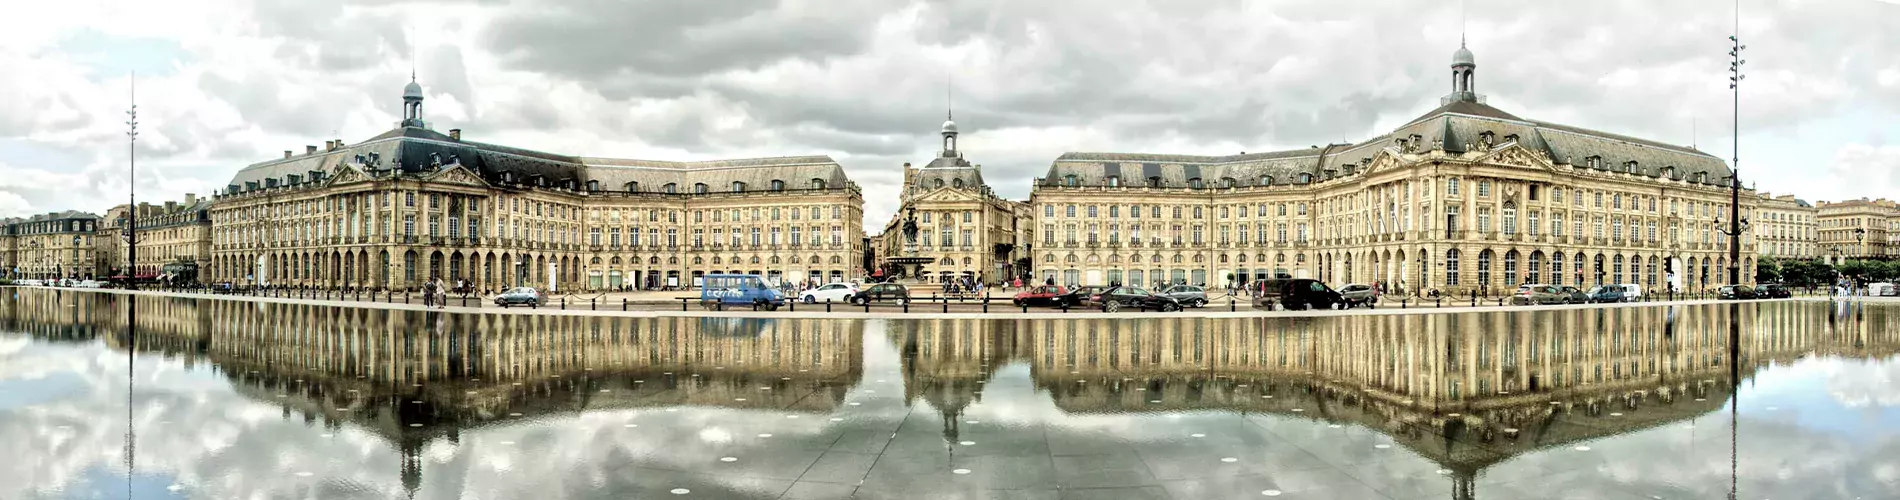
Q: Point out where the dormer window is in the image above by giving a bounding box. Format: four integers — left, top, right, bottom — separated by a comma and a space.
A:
1298, 173, 1314, 184
769, 179, 785, 191
694, 183, 708, 194
1661, 166, 1677, 179
810, 178, 826, 189
1147, 176, 1162, 188
953, 178, 965, 189
1479, 131, 1496, 146
1694, 172, 1708, 184
1188, 178, 1204, 189
934, 178, 946, 189
1220, 177, 1236, 188
1259, 176, 1274, 187
625, 181, 639, 192
663, 183, 677, 194
1063, 175, 1077, 186
586, 180, 600, 192
1586, 156, 1602, 169
732, 181, 747, 192
1504, 133, 1520, 143
1106, 175, 1120, 187
1624, 161, 1639, 174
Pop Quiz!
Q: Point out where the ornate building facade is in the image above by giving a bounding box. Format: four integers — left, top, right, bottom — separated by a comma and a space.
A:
100, 193, 213, 279
206, 77, 865, 291
0, 210, 103, 280
870, 115, 1030, 284
1751, 192, 1817, 260
1029, 43, 1757, 295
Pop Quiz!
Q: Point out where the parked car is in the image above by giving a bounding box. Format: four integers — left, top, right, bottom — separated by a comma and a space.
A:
12, 279, 43, 286
1559, 286, 1591, 304
494, 287, 544, 307
72, 280, 103, 288
1511, 284, 1569, 305
1012, 285, 1073, 307
1097, 286, 1182, 312
1616, 283, 1646, 302
799, 283, 858, 303
1336, 283, 1378, 308
1586, 285, 1628, 303
1061, 285, 1115, 308
1870, 282, 1897, 297
1252, 278, 1345, 311
1754, 284, 1792, 299
1717, 285, 1757, 300
850, 283, 912, 306
1157, 285, 1209, 308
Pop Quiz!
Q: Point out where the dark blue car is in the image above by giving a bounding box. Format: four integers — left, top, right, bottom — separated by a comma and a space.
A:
1586, 285, 1628, 303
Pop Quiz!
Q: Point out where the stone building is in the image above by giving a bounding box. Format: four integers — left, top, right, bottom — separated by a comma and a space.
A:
1816, 197, 1897, 262
0, 210, 103, 280
99, 193, 213, 280
870, 114, 1030, 285
1751, 192, 1817, 260
206, 77, 865, 291
1030, 42, 1756, 295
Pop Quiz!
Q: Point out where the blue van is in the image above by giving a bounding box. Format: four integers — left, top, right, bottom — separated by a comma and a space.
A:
699, 274, 786, 311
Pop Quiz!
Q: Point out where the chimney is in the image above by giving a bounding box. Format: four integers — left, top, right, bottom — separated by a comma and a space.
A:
306, 145, 318, 155
324, 140, 335, 151
449, 129, 461, 141
283, 150, 293, 159
185, 193, 197, 205
335, 138, 344, 148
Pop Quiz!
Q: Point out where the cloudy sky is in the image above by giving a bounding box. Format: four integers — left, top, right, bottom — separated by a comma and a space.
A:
3, 0, 1898, 228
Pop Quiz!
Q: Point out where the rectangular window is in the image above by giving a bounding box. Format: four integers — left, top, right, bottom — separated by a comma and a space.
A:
1447, 178, 1460, 196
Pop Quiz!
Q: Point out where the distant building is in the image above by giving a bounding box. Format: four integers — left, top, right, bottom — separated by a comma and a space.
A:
869, 114, 1030, 284
205, 76, 865, 291
1030, 41, 1756, 294
0, 210, 103, 280
1816, 198, 1898, 263
100, 193, 213, 281
1751, 193, 1817, 260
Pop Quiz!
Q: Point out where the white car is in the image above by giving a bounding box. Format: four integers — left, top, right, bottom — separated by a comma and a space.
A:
12, 279, 42, 286
799, 283, 859, 303
73, 280, 103, 288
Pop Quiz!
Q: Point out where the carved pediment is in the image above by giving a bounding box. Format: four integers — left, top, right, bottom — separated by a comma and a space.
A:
424, 164, 489, 187
1476, 144, 1554, 171
917, 188, 981, 204
326, 163, 365, 186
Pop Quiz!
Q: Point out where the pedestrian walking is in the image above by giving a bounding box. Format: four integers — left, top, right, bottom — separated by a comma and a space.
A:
422, 279, 437, 308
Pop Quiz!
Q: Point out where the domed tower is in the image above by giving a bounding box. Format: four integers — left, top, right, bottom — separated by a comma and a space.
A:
1446, 39, 1479, 103
401, 75, 427, 128
940, 111, 959, 158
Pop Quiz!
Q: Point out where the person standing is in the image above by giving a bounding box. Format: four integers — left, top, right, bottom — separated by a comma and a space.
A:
422, 278, 436, 308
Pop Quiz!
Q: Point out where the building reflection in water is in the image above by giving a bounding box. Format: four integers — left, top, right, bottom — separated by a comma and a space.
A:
3, 288, 1896, 498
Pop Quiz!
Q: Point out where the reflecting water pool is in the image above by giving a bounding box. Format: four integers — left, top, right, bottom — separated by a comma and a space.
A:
3, 288, 1897, 499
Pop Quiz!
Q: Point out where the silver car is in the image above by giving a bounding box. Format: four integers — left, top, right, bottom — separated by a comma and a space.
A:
494, 287, 543, 307
1157, 285, 1209, 308
1337, 283, 1378, 307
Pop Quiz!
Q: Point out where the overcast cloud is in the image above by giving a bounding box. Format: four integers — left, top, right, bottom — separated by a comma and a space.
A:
2, 0, 1898, 228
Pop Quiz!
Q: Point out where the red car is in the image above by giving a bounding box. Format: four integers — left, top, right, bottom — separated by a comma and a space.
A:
1012, 285, 1073, 307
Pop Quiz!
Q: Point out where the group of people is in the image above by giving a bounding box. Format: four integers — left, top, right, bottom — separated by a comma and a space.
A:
419, 276, 454, 309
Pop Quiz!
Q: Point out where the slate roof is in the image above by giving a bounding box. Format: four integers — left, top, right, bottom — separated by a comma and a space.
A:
1043, 100, 1736, 189
226, 126, 852, 195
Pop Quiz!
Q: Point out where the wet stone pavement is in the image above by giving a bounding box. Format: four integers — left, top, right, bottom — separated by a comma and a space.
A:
2, 288, 1898, 499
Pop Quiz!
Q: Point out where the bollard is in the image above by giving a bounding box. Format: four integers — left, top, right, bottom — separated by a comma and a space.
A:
863, 300, 870, 313
903, 301, 909, 314
825, 299, 832, 313
404, 292, 409, 304
1023, 301, 1029, 313
591, 298, 597, 311
943, 298, 949, 313
623, 298, 628, 311
680, 298, 689, 311
982, 297, 989, 313
561, 298, 566, 310
1230, 298, 1236, 312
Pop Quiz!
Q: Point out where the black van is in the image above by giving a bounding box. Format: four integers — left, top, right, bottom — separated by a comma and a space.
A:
1250, 278, 1344, 310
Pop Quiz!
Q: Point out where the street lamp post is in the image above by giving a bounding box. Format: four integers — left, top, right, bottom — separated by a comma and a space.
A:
125, 76, 139, 291
1721, 31, 1747, 286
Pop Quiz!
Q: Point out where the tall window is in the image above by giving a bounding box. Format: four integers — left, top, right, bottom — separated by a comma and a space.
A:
1477, 250, 1493, 290
1502, 203, 1517, 235
1446, 249, 1461, 285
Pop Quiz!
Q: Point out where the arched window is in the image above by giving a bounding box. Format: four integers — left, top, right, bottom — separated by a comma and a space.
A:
1063, 175, 1078, 187
1594, 254, 1606, 285
732, 181, 747, 192
625, 181, 639, 192
663, 183, 677, 194
1613, 255, 1626, 284
934, 179, 946, 189
1188, 178, 1204, 189
810, 178, 826, 189
1528, 251, 1543, 284
1106, 175, 1120, 187
769, 179, 785, 191
586, 180, 600, 192
694, 183, 708, 194
1503, 250, 1518, 286
1477, 249, 1494, 290
953, 178, 965, 189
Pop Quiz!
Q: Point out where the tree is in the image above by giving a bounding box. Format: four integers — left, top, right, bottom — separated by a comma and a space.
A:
1755, 258, 1782, 284
1838, 260, 1870, 286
